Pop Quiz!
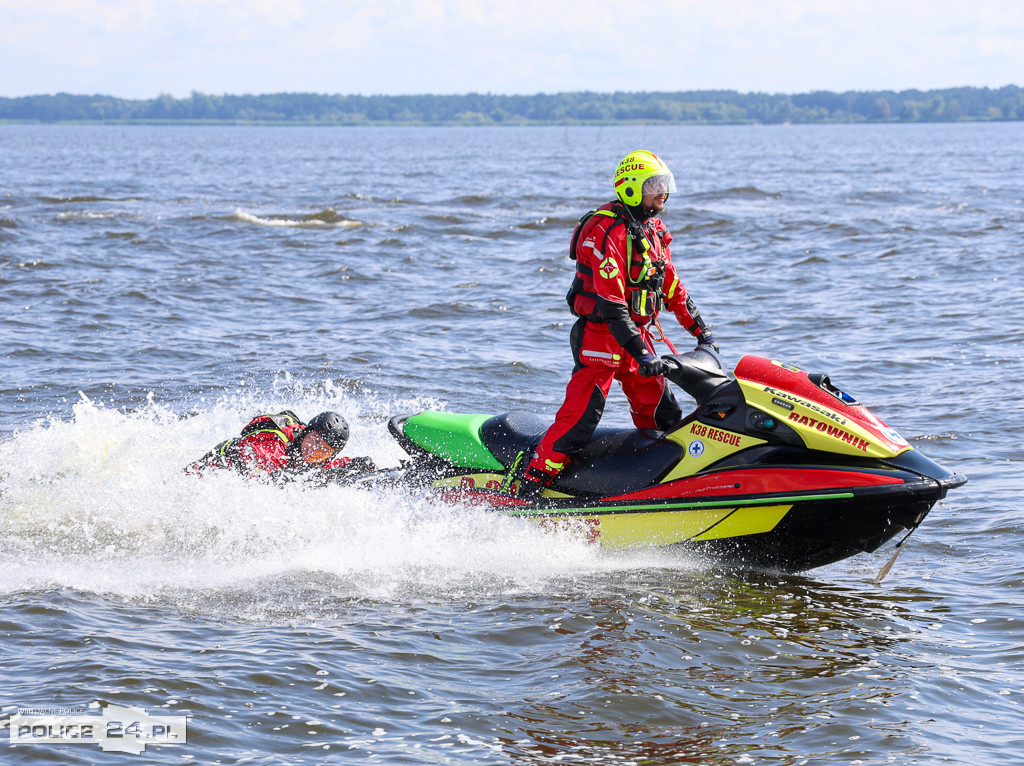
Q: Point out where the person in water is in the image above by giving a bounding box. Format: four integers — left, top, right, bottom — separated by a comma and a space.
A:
515, 150, 718, 497
187, 410, 374, 482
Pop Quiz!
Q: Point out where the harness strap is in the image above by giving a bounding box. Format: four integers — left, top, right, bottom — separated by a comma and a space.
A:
567, 203, 668, 323
239, 410, 301, 438
568, 208, 620, 261
231, 410, 305, 454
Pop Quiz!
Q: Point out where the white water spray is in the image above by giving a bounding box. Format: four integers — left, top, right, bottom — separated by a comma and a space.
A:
0, 384, 673, 604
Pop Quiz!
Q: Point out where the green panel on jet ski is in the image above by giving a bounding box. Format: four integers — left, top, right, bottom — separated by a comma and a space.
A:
403, 411, 505, 471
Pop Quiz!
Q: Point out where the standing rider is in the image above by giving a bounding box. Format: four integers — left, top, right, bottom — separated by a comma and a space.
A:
516, 150, 718, 496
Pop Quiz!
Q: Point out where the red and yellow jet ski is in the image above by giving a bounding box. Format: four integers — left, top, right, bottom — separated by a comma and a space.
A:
385, 348, 966, 572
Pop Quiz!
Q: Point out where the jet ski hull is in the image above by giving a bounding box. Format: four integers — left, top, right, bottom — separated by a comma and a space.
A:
383, 351, 967, 573
391, 416, 963, 571
504, 476, 951, 572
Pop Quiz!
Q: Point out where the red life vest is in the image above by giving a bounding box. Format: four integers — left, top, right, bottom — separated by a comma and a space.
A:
565, 201, 669, 325
193, 411, 305, 475
187, 411, 355, 478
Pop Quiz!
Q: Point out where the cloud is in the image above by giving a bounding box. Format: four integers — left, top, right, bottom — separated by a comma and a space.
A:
0, 0, 1022, 98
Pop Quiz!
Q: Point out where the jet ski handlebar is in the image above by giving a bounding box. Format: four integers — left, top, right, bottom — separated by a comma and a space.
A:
660, 346, 732, 402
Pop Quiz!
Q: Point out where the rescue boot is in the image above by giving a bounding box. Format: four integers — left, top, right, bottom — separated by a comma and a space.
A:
516, 468, 550, 499
501, 450, 551, 498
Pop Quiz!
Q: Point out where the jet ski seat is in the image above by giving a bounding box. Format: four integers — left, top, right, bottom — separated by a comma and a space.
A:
479, 411, 547, 466
480, 412, 685, 497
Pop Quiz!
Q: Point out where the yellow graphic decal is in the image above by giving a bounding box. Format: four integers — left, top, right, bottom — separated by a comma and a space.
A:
662, 422, 766, 481
739, 379, 904, 458
690, 505, 792, 541
534, 504, 791, 550
598, 256, 620, 279
595, 508, 728, 549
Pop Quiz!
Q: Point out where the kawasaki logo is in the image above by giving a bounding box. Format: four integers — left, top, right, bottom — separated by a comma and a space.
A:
763, 386, 848, 426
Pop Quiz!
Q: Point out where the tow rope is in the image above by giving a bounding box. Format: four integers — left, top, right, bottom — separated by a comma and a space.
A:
871, 510, 927, 585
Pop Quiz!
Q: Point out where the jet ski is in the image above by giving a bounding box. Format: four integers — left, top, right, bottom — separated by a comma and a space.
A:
383, 348, 967, 573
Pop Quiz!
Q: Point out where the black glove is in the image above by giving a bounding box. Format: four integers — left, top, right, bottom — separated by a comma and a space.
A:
636, 354, 667, 377
698, 334, 720, 354
340, 456, 377, 473
321, 456, 377, 484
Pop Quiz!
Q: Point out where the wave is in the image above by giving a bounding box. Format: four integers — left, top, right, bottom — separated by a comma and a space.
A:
37, 195, 139, 204
56, 210, 114, 220
229, 208, 363, 229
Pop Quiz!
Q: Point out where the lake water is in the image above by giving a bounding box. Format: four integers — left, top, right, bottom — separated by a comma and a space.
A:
1, 122, 1021, 764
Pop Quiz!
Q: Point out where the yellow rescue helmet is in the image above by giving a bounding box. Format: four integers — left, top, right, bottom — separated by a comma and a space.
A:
613, 150, 677, 206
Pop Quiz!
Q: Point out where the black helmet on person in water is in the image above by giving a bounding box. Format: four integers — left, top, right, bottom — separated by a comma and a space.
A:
307, 411, 349, 451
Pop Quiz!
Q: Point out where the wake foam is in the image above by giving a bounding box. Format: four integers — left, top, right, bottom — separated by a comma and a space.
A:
229, 209, 362, 228
0, 383, 677, 603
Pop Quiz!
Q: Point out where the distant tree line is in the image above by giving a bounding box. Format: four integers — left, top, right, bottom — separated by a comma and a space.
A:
2, 86, 1023, 125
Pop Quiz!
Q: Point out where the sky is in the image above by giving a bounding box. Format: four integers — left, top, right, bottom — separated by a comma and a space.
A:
1, 0, 1022, 99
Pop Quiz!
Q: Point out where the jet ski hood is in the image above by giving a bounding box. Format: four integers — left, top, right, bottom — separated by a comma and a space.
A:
733, 356, 912, 459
